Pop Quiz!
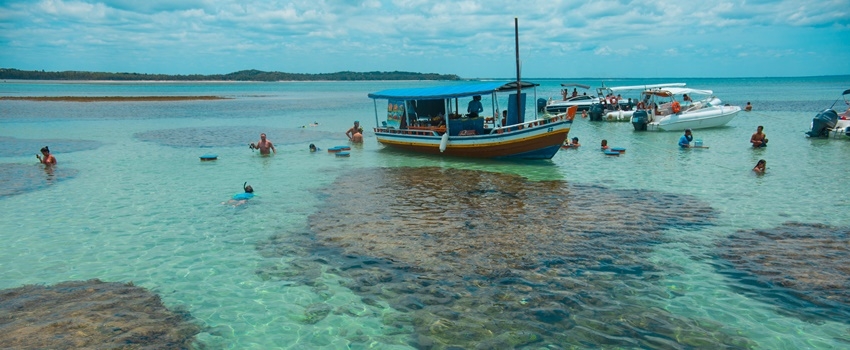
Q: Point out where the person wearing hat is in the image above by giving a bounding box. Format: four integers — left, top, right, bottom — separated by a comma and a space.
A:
36, 146, 56, 165
467, 95, 483, 118
346, 120, 363, 143
678, 129, 694, 148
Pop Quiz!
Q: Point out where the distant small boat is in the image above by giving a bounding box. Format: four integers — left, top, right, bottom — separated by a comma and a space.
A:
544, 83, 598, 113
591, 83, 686, 122
806, 88, 850, 139
630, 87, 740, 132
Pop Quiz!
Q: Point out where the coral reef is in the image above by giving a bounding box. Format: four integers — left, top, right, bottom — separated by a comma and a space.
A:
0, 163, 78, 198
715, 221, 850, 323
256, 167, 756, 348
0, 279, 201, 350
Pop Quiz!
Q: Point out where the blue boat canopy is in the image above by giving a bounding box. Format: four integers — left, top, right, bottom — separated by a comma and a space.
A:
368, 81, 538, 100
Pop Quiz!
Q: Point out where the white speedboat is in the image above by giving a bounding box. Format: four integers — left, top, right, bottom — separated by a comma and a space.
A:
630, 87, 740, 131
806, 88, 850, 139
545, 83, 598, 113
588, 83, 686, 122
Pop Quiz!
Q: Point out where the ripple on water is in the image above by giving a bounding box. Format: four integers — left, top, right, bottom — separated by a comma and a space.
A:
256, 167, 757, 348
715, 222, 850, 324
134, 126, 338, 148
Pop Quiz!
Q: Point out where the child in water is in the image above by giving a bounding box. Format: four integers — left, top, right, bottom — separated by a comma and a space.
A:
753, 159, 766, 173
601, 139, 609, 150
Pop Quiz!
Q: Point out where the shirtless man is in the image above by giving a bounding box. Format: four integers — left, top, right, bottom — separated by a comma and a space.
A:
346, 121, 363, 143
250, 133, 276, 155
750, 125, 768, 148
36, 146, 56, 165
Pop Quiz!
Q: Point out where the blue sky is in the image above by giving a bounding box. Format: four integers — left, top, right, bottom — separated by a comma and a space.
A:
1, 0, 848, 78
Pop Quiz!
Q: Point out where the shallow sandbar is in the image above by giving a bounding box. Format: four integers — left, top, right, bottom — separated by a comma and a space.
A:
0, 95, 228, 102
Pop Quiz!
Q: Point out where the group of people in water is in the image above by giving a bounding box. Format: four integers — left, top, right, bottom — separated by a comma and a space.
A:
564, 123, 768, 173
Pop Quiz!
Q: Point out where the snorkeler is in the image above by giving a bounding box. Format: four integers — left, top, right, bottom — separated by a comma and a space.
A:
224, 182, 255, 206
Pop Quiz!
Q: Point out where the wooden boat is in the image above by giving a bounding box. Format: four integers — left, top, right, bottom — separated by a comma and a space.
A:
368, 82, 574, 159
366, 18, 573, 160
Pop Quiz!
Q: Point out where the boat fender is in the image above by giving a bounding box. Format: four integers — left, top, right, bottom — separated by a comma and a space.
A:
439, 132, 449, 152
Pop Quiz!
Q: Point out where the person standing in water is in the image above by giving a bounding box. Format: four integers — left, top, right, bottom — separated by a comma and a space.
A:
250, 133, 276, 155
750, 125, 768, 148
678, 129, 693, 148
346, 121, 363, 143
36, 146, 56, 165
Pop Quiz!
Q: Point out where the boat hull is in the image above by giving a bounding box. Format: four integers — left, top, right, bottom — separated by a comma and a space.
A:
375, 118, 571, 159
645, 105, 741, 131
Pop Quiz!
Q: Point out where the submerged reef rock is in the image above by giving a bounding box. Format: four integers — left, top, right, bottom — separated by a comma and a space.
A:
0, 279, 201, 350
0, 163, 78, 198
257, 167, 756, 348
310, 167, 714, 276
0, 136, 102, 158
715, 222, 850, 323
134, 126, 337, 148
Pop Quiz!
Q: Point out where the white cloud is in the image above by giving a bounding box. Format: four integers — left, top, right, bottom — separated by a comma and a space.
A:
0, 0, 848, 77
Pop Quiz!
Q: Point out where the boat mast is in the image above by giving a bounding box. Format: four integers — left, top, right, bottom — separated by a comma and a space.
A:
514, 17, 521, 119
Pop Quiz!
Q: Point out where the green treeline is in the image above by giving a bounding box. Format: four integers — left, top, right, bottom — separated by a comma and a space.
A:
0, 68, 461, 81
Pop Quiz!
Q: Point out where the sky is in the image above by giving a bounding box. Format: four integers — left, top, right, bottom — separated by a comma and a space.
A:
1, 0, 849, 79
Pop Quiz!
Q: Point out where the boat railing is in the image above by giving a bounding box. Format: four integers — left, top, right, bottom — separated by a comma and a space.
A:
488, 112, 573, 134
374, 126, 443, 137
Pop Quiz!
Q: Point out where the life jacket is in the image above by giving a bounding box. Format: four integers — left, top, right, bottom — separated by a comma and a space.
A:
672, 101, 681, 113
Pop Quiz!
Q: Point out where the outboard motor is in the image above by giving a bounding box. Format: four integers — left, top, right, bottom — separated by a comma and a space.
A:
806, 108, 838, 137
631, 110, 649, 131
537, 98, 547, 113
588, 103, 604, 121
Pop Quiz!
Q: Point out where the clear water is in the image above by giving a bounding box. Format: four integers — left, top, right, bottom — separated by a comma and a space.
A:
1, 77, 849, 349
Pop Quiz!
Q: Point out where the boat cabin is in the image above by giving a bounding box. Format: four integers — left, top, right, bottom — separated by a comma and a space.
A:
369, 81, 541, 136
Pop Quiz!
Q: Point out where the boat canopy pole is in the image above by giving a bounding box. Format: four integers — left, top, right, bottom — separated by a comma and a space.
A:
373, 99, 379, 128
514, 17, 521, 121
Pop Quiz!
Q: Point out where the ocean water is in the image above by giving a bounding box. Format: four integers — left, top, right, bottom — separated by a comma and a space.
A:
1, 76, 849, 349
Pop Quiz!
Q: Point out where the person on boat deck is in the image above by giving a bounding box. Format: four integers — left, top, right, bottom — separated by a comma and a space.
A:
250, 133, 276, 155
501, 110, 508, 126
561, 89, 568, 100
601, 139, 609, 150
36, 146, 56, 165
753, 159, 766, 173
431, 113, 445, 127
572, 88, 578, 97
346, 121, 363, 143
750, 125, 768, 147
678, 129, 693, 148
467, 95, 483, 118
683, 94, 693, 103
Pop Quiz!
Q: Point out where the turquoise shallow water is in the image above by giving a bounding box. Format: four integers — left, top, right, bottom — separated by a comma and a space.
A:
1, 77, 849, 349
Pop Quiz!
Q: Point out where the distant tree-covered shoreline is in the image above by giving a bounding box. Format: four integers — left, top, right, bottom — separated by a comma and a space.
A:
0, 68, 461, 81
